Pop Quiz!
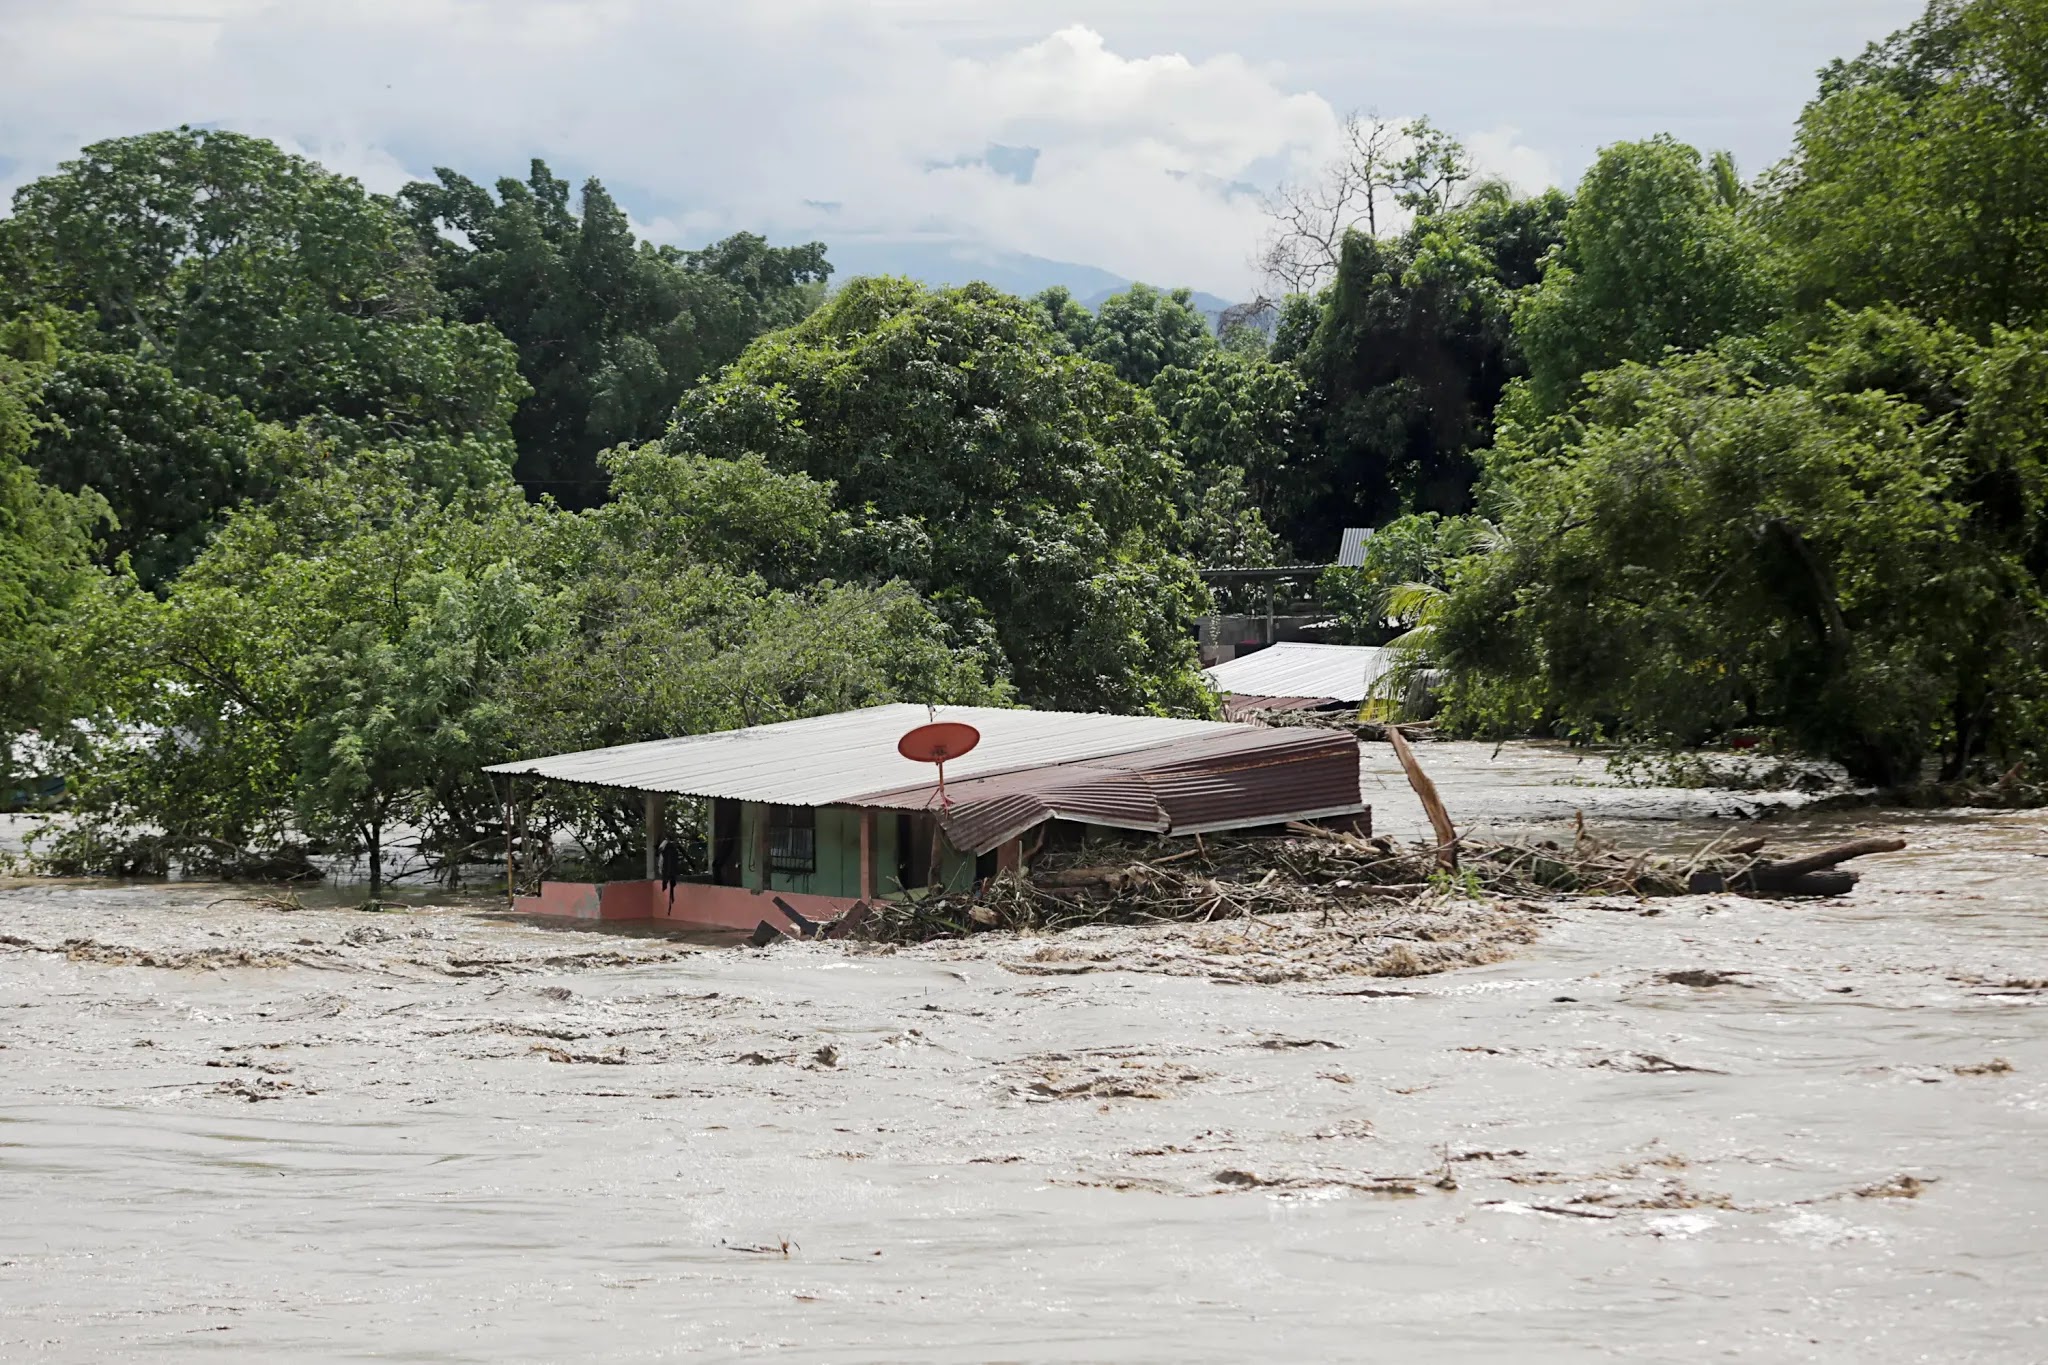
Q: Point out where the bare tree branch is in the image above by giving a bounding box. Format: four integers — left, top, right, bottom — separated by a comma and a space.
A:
1255, 110, 1478, 295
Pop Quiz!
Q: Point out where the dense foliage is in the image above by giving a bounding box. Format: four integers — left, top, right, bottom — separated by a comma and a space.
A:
667, 278, 1213, 714
1772, 0, 2048, 333
38, 449, 1010, 887
0, 314, 108, 754
1275, 188, 1568, 549
1422, 0, 2048, 784
1440, 324, 2048, 784
1514, 137, 1777, 416
28, 349, 263, 588
399, 163, 831, 506
0, 128, 528, 473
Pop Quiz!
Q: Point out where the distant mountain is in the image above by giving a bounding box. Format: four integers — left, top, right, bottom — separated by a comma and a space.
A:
1076, 284, 1240, 329
821, 235, 1242, 329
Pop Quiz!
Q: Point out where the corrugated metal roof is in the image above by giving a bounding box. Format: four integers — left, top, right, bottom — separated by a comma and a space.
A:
1336, 527, 1373, 567
1204, 643, 1392, 704
485, 704, 1239, 806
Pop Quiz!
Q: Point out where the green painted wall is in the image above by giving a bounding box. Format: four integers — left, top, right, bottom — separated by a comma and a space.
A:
935, 841, 976, 894
739, 802, 908, 898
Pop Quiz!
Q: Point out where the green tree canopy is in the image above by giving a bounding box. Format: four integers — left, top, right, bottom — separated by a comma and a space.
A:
41, 443, 1011, 883
27, 350, 261, 589
0, 314, 110, 753
45, 455, 549, 884
1083, 284, 1216, 387
1027, 285, 1099, 353
1274, 191, 1567, 552
399, 161, 831, 505
1150, 349, 1302, 485
1438, 314, 2048, 786
0, 128, 527, 468
1516, 136, 1778, 414
667, 277, 1213, 714
1766, 0, 2048, 333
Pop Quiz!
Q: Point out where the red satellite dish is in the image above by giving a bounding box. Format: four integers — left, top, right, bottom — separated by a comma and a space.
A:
897, 721, 980, 808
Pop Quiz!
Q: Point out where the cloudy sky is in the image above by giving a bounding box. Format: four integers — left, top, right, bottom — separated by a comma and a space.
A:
0, 0, 1927, 296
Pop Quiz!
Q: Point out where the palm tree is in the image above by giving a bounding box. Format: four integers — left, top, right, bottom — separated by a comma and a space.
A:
1368, 521, 1501, 719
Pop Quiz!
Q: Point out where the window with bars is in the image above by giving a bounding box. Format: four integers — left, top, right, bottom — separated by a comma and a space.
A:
768, 805, 816, 876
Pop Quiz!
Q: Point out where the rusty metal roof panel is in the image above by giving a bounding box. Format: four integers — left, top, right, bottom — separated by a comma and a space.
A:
915, 728, 1362, 854
485, 704, 1241, 806
1145, 730, 1361, 833
936, 780, 1173, 857
1204, 643, 1393, 704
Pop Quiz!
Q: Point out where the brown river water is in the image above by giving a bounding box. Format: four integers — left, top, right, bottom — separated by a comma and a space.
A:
2, 742, 2045, 1363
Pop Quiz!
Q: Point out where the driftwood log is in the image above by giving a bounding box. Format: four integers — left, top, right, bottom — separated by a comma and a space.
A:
1687, 837, 1907, 898
1388, 725, 1459, 871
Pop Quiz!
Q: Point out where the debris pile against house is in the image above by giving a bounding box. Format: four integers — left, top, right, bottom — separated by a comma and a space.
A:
485, 704, 1370, 936
852, 822, 1909, 947
1203, 642, 1394, 721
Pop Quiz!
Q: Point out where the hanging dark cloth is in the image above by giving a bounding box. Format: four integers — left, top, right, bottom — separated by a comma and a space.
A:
657, 836, 683, 908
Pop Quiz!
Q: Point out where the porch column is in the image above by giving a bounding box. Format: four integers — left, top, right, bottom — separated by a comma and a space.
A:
858, 808, 878, 899
643, 792, 666, 879
751, 802, 771, 891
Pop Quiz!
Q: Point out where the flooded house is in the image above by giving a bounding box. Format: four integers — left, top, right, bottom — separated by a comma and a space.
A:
486, 703, 1367, 933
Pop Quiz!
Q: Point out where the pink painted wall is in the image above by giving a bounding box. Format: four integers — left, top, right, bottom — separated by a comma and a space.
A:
512, 880, 608, 920
513, 879, 862, 934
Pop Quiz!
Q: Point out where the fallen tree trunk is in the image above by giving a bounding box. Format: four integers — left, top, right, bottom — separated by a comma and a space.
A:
1759, 837, 1907, 878
1734, 868, 1859, 898
1686, 837, 1906, 898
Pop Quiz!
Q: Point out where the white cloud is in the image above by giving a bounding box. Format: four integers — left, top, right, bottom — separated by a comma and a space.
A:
1466, 127, 1562, 197
0, 1, 1567, 295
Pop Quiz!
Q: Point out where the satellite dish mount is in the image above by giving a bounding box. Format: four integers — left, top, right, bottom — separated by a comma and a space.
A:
896, 720, 981, 809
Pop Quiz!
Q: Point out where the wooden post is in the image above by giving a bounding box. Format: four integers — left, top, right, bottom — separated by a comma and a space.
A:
858, 807, 878, 899
996, 838, 1021, 876
753, 802, 772, 891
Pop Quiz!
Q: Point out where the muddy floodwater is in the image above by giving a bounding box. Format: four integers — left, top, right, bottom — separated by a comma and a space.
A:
3, 743, 2046, 1362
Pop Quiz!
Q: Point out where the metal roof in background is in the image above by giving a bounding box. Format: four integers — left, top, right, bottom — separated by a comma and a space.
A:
1336, 527, 1373, 568
1203, 642, 1393, 704
486, 704, 1235, 806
